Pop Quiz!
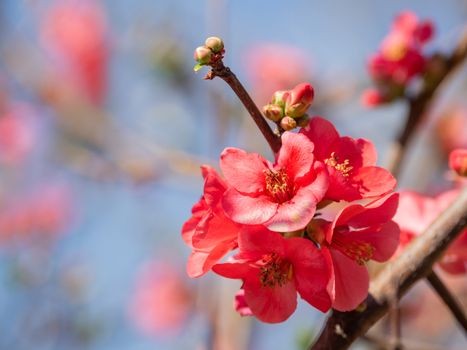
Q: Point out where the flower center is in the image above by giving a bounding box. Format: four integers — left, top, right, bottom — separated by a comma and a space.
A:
325, 152, 353, 177
332, 230, 375, 265
264, 168, 292, 203
258, 253, 293, 288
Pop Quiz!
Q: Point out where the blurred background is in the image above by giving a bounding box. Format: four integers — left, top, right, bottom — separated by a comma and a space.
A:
0, 0, 466, 349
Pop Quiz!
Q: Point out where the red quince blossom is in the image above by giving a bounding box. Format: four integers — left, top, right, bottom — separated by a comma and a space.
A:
220, 132, 328, 232
363, 12, 434, 106
309, 193, 400, 311
213, 226, 332, 323
182, 166, 242, 278
449, 149, 467, 177
301, 116, 396, 202
129, 261, 192, 336
41, 0, 109, 104
394, 190, 466, 275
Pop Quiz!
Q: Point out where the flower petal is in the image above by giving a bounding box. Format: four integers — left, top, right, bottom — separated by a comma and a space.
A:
220, 148, 268, 194
276, 132, 314, 181
238, 227, 286, 257
350, 221, 400, 262
286, 238, 333, 312
187, 241, 237, 278
244, 275, 297, 323
222, 188, 277, 225
300, 116, 340, 161
329, 248, 369, 311
352, 166, 396, 198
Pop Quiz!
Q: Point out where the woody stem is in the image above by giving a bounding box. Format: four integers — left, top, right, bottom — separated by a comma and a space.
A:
426, 270, 467, 333
204, 59, 282, 154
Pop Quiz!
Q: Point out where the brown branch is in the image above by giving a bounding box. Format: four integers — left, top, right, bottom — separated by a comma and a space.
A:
309, 187, 467, 350
426, 270, 467, 333
389, 27, 467, 178
204, 59, 282, 154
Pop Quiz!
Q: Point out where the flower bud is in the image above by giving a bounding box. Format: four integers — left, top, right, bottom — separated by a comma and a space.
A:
280, 116, 297, 131
194, 46, 212, 65
449, 149, 467, 177
285, 83, 314, 118
262, 104, 283, 122
271, 90, 290, 107
205, 36, 224, 53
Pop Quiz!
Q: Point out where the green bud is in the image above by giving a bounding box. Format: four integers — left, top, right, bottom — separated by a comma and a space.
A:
262, 104, 283, 122
271, 90, 290, 107
205, 36, 224, 53
280, 116, 297, 131
194, 46, 212, 65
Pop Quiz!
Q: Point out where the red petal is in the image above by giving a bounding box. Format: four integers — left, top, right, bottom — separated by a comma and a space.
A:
187, 241, 237, 278
286, 238, 332, 312
212, 260, 256, 279
301, 116, 340, 161
276, 132, 314, 181
244, 275, 297, 323
352, 166, 396, 198
330, 248, 369, 311
350, 221, 400, 262
220, 148, 268, 194
222, 188, 277, 225
346, 193, 399, 228
238, 227, 286, 257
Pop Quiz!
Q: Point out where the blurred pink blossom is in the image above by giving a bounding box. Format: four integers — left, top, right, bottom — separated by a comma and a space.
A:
0, 104, 35, 166
129, 261, 193, 336
0, 184, 74, 243
41, 0, 109, 104
244, 44, 311, 105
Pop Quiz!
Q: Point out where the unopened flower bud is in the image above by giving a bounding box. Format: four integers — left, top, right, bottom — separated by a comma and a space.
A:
205, 36, 224, 53
194, 46, 212, 65
271, 90, 290, 107
280, 116, 297, 131
262, 104, 283, 122
285, 83, 314, 118
449, 149, 467, 177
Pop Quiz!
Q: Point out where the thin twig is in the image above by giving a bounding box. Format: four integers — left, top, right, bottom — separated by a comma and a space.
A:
204, 59, 282, 154
309, 187, 467, 350
426, 270, 467, 334
389, 27, 467, 178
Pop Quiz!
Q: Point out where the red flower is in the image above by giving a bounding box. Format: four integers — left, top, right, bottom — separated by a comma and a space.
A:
394, 190, 466, 275
311, 193, 400, 311
449, 149, 467, 177
301, 117, 396, 202
213, 227, 332, 323
220, 132, 328, 232
182, 166, 241, 278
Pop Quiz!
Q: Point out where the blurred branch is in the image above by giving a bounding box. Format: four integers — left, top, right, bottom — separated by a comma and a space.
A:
205, 57, 282, 154
389, 27, 467, 178
309, 187, 467, 350
426, 270, 467, 333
